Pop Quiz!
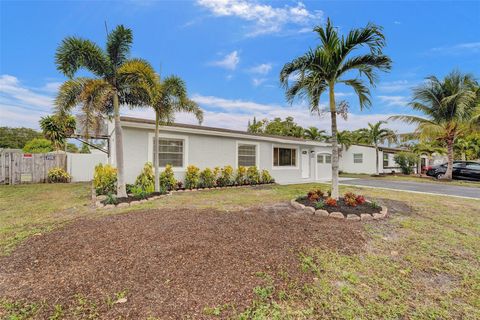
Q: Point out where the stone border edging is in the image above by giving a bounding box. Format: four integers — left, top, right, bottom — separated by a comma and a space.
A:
94, 183, 276, 209
290, 198, 388, 221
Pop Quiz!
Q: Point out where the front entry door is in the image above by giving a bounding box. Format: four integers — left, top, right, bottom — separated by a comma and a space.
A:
301, 149, 310, 178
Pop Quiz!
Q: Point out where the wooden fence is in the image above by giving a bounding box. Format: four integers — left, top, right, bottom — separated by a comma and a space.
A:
0, 151, 67, 185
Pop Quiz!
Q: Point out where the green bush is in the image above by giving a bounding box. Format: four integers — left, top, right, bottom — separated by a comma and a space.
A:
47, 167, 71, 183
130, 185, 149, 199
394, 152, 418, 174
93, 164, 117, 195
217, 165, 234, 187
159, 164, 177, 191
246, 166, 260, 185
184, 165, 200, 189
135, 162, 154, 193
199, 168, 216, 188
22, 138, 53, 153
260, 169, 274, 184
235, 166, 248, 185
314, 201, 325, 210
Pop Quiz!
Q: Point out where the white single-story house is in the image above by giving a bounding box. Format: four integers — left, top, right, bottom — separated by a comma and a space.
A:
106, 117, 418, 184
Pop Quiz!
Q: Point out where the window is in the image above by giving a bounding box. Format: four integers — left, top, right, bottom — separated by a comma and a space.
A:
317, 154, 324, 163
273, 147, 296, 166
238, 144, 257, 167
155, 138, 184, 167
353, 153, 363, 164
383, 153, 389, 167
325, 154, 331, 164
466, 163, 480, 170
318, 153, 331, 164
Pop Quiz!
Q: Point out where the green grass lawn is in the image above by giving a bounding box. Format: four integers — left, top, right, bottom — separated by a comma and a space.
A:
340, 172, 480, 188
1, 182, 479, 319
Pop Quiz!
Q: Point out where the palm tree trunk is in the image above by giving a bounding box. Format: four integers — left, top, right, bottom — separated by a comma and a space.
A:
461, 151, 466, 161
113, 91, 127, 198
329, 84, 339, 200
375, 145, 379, 175
445, 140, 454, 180
154, 111, 160, 192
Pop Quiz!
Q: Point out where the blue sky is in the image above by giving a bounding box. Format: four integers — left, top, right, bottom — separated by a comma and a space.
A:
1, 0, 479, 133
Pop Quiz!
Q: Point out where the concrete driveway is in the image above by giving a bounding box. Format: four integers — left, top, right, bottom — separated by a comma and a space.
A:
340, 178, 480, 199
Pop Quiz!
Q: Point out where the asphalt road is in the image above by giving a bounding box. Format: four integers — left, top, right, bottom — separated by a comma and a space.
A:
340, 178, 480, 199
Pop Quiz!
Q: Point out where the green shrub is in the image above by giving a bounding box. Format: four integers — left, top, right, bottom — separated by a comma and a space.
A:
130, 185, 149, 199
246, 166, 260, 185
135, 162, 154, 193
22, 138, 54, 153
47, 167, 71, 183
93, 164, 117, 195
217, 165, 234, 187
260, 169, 274, 184
314, 201, 325, 210
159, 164, 177, 191
394, 152, 418, 175
104, 193, 117, 205
199, 168, 216, 188
184, 165, 200, 189
235, 166, 248, 185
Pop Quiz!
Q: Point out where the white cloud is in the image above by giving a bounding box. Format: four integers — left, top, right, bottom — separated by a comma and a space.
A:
378, 80, 413, 93
394, 21, 401, 25
430, 42, 480, 55
248, 63, 272, 75
378, 95, 409, 107
252, 78, 267, 87
192, 94, 275, 112
210, 51, 240, 70
197, 0, 323, 36
0, 75, 58, 128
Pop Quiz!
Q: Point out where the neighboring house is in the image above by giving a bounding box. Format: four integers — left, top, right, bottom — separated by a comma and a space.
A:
108, 117, 332, 184
339, 144, 418, 174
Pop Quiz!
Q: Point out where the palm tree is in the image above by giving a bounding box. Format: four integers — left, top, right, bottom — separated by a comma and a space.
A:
335, 130, 354, 157
280, 18, 392, 199
150, 75, 203, 192
304, 127, 328, 141
357, 121, 397, 175
454, 137, 480, 161
55, 25, 156, 197
390, 71, 478, 179
39, 114, 76, 166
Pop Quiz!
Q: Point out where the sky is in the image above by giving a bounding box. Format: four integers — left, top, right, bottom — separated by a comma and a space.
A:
1, 0, 479, 134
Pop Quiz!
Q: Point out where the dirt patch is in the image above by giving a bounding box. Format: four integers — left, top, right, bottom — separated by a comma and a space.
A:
373, 198, 414, 215
0, 205, 366, 319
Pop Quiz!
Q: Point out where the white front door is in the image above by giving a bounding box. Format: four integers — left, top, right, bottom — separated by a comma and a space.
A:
301, 149, 310, 178
316, 153, 332, 180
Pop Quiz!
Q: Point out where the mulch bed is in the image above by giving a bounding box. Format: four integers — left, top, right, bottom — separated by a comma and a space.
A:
0, 205, 366, 319
297, 198, 382, 216
101, 191, 166, 205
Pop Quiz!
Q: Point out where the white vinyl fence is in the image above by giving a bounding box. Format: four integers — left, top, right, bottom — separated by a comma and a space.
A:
66, 152, 108, 182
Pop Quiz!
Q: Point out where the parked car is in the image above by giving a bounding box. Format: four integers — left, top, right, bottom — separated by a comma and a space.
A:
425, 161, 480, 181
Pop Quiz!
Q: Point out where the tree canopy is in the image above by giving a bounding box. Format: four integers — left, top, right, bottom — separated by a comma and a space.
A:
0, 127, 43, 149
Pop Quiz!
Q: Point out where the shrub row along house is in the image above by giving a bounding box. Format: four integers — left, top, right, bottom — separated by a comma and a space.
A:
105, 116, 420, 184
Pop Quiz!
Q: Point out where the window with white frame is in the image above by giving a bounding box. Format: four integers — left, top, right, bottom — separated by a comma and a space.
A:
353, 153, 363, 164
154, 138, 184, 167
238, 144, 257, 167
317, 153, 331, 164
273, 147, 296, 166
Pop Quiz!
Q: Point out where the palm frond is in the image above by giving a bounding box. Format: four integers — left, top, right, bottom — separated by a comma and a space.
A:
55, 37, 109, 78
106, 25, 133, 67
341, 78, 371, 109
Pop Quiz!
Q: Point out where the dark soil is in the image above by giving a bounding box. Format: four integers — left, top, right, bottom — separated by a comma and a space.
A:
0, 205, 366, 319
297, 198, 381, 216
104, 191, 166, 205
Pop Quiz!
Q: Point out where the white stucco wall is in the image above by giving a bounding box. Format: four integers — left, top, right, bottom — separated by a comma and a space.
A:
67, 152, 108, 182
112, 125, 329, 184
339, 145, 379, 174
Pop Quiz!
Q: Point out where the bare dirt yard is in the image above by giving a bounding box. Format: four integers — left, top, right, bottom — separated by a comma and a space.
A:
1, 183, 479, 319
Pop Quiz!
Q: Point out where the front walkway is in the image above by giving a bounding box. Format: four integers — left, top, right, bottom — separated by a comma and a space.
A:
339, 178, 480, 199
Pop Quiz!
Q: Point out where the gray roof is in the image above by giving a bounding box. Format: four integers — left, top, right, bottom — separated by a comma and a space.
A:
120, 116, 319, 143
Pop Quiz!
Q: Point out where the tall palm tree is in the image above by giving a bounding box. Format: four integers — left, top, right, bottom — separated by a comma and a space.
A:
150, 75, 203, 192
357, 121, 397, 175
390, 71, 478, 179
280, 18, 392, 199
56, 25, 156, 197
454, 137, 480, 161
304, 127, 328, 141
39, 114, 76, 151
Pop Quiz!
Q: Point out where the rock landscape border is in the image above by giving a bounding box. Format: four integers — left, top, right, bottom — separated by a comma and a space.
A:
290, 198, 388, 221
